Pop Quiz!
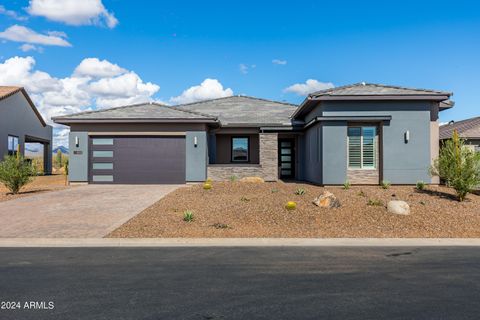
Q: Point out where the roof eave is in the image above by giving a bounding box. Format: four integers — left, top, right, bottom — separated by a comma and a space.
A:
52, 118, 219, 125
309, 94, 451, 101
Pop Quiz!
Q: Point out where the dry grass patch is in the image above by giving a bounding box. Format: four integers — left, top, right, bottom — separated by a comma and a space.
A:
0, 174, 69, 202
108, 181, 480, 238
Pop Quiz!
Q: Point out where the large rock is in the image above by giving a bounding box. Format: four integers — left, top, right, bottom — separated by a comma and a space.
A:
240, 176, 265, 183
313, 191, 341, 208
387, 200, 410, 215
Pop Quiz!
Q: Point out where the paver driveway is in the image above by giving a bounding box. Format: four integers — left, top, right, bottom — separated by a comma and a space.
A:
0, 184, 182, 238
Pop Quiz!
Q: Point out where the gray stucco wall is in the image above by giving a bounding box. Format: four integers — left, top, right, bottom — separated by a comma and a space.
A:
322, 121, 348, 184
68, 132, 89, 182
302, 122, 322, 184
0, 92, 52, 173
186, 131, 207, 182
302, 100, 433, 184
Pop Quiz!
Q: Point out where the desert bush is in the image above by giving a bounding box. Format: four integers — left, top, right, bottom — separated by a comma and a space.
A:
294, 188, 306, 195
183, 210, 194, 222
0, 155, 36, 194
271, 188, 279, 193
416, 181, 426, 191
367, 199, 383, 206
357, 190, 366, 197
203, 183, 212, 190
212, 223, 230, 229
240, 196, 250, 202
381, 180, 391, 189
229, 175, 237, 182
343, 180, 351, 190
430, 130, 480, 201
285, 201, 297, 210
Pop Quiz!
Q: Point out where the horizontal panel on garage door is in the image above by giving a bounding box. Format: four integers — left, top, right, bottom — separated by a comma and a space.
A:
89, 136, 186, 184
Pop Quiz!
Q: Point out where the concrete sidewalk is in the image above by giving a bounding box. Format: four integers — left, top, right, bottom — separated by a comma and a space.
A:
1, 238, 480, 247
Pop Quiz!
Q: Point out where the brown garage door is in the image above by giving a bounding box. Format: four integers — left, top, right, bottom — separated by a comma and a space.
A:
89, 136, 186, 184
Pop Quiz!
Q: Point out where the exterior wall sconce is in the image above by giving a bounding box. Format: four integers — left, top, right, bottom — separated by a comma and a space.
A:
194, 136, 198, 148
75, 136, 80, 148
405, 130, 410, 143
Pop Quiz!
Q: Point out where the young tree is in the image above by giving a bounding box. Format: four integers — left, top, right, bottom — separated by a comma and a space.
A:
0, 155, 36, 194
430, 130, 480, 201
55, 149, 63, 168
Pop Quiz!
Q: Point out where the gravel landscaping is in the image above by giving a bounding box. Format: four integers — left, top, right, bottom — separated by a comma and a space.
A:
108, 181, 480, 238
0, 175, 69, 203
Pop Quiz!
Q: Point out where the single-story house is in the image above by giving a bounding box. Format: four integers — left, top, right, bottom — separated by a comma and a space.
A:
440, 116, 480, 152
0, 86, 52, 173
53, 83, 452, 185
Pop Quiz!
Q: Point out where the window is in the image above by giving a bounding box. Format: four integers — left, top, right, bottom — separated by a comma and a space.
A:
7, 135, 19, 156
92, 138, 114, 145
93, 163, 113, 170
231, 137, 249, 162
348, 126, 377, 169
93, 151, 113, 158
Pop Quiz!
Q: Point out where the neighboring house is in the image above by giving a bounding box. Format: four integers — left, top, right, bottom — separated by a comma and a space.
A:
440, 116, 480, 152
0, 86, 52, 174
53, 83, 452, 185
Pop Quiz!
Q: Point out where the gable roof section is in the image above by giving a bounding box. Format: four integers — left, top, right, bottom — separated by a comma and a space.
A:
52, 102, 218, 125
174, 95, 298, 127
292, 83, 452, 119
440, 117, 480, 140
0, 86, 47, 127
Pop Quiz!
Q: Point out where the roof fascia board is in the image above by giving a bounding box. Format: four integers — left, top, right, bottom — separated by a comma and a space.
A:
310, 95, 451, 101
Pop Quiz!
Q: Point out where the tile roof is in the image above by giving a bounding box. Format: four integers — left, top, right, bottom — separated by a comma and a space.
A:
174, 95, 298, 126
52, 102, 217, 122
440, 117, 480, 140
310, 83, 452, 97
0, 86, 23, 100
0, 86, 47, 127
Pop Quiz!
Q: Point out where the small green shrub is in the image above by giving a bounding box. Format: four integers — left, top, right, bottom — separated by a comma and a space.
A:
367, 199, 383, 206
183, 210, 194, 222
419, 201, 426, 206
357, 190, 366, 197
229, 175, 237, 182
430, 130, 480, 201
0, 155, 36, 194
240, 196, 250, 202
416, 181, 426, 191
381, 180, 391, 189
271, 188, 279, 193
294, 188, 306, 195
343, 180, 351, 190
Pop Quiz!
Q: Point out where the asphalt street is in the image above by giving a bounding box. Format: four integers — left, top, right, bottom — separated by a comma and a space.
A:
1, 247, 479, 319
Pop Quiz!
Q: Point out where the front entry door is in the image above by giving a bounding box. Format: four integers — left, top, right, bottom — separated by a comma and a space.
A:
279, 139, 295, 179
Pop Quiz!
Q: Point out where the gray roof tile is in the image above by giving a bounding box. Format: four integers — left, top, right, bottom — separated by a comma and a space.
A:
310, 83, 452, 97
53, 102, 216, 121
440, 117, 480, 140
174, 95, 298, 126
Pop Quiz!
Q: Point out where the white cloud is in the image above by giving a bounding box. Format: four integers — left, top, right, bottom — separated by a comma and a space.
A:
74, 58, 126, 78
239, 64, 249, 74
27, 0, 118, 28
272, 59, 287, 65
19, 43, 44, 53
284, 79, 334, 96
0, 25, 71, 47
0, 56, 160, 147
170, 79, 233, 104
0, 5, 28, 21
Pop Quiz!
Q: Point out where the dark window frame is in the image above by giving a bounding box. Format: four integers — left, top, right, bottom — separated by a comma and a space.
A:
7, 135, 19, 156
231, 136, 250, 163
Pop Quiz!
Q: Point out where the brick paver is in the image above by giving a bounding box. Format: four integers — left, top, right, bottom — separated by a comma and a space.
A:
0, 184, 181, 238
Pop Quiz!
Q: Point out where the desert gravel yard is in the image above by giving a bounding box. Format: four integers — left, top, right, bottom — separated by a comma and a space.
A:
0, 174, 68, 203
108, 181, 480, 238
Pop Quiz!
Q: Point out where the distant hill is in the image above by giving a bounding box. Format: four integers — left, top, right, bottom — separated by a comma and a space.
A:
53, 146, 69, 154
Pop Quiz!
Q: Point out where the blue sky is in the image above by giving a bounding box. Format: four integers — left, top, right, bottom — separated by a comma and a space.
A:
0, 0, 479, 145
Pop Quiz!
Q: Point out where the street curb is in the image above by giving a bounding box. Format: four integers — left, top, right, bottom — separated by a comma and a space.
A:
1, 238, 480, 247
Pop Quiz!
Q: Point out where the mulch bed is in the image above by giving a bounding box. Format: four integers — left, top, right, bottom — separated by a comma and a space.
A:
108, 181, 480, 238
0, 174, 69, 203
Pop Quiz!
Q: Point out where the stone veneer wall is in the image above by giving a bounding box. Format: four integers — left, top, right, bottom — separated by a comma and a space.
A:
207, 133, 278, 181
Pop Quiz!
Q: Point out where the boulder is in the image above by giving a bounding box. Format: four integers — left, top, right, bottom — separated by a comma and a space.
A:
313, 191, 341, 208
387, 200, 410, 215
240, 176, 265, 183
